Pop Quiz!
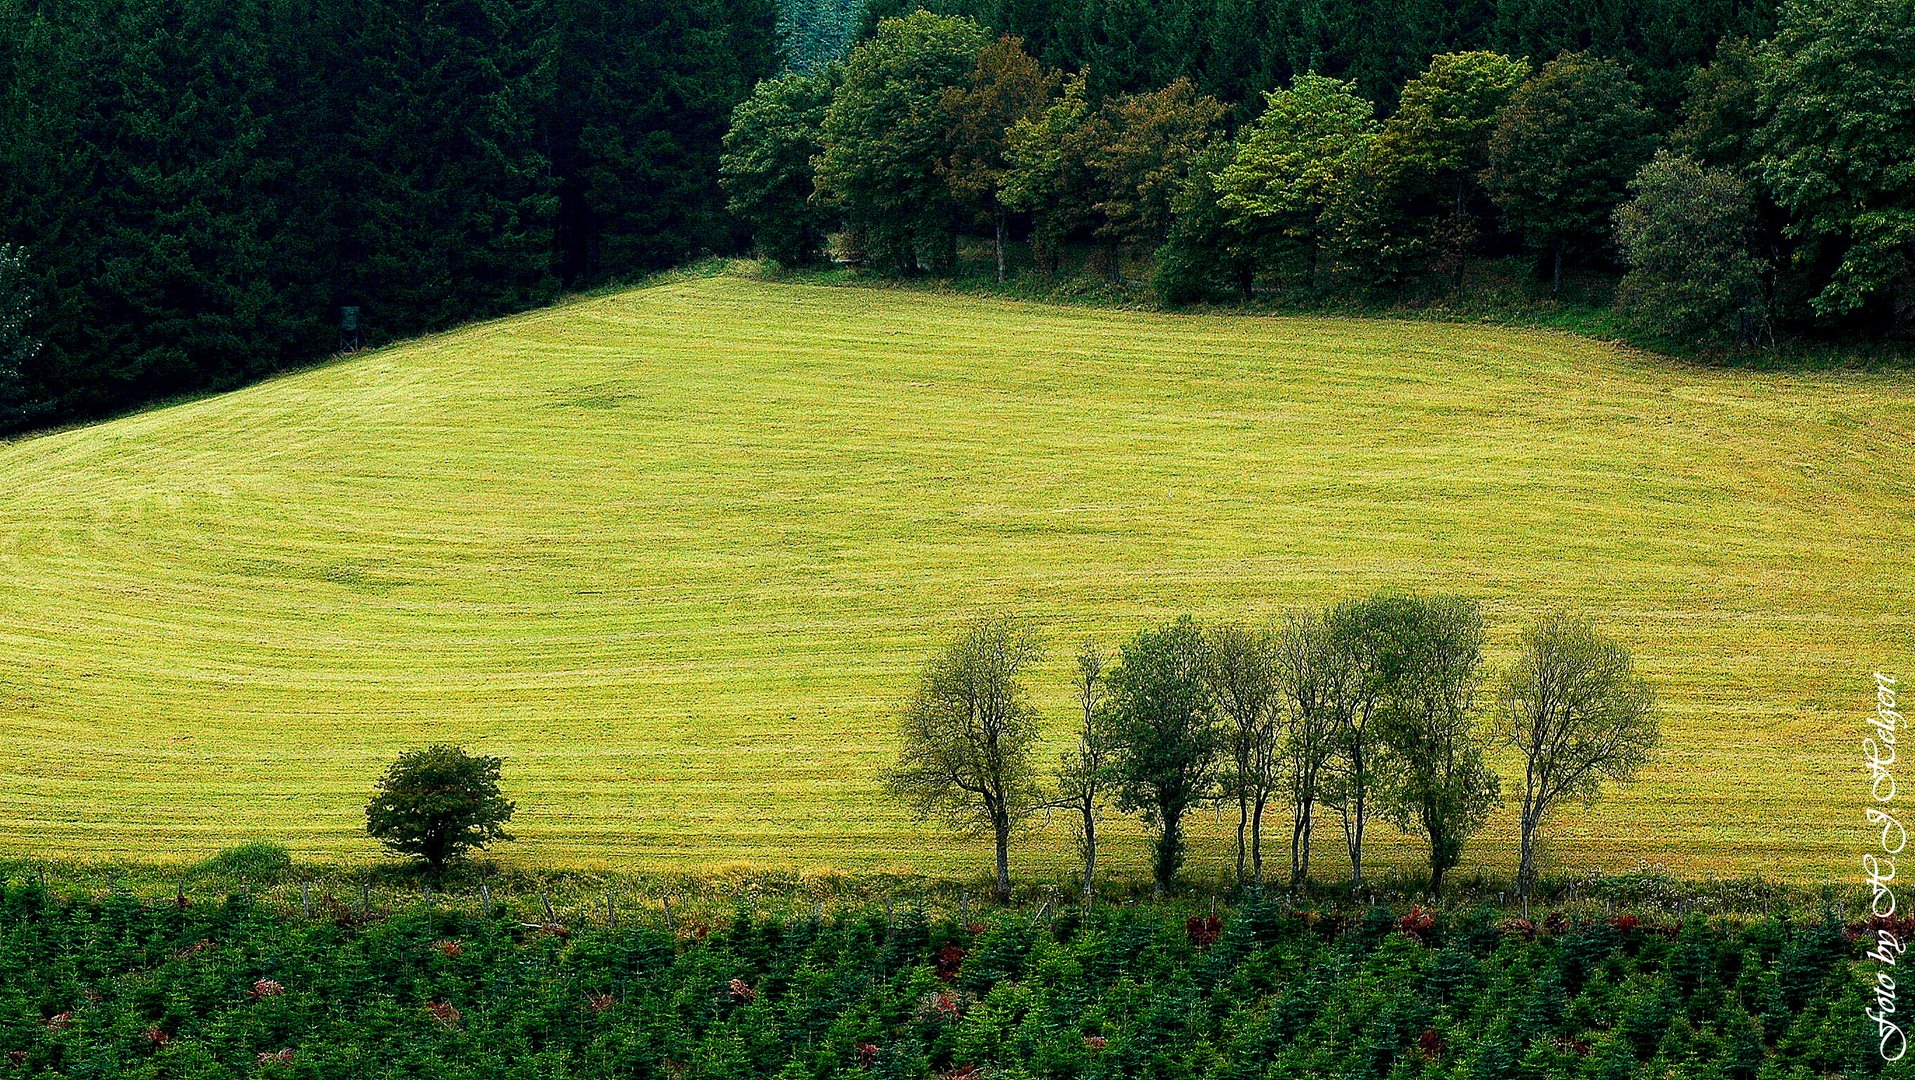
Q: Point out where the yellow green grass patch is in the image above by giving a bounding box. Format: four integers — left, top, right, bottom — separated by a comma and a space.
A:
1, 274, 1909, 882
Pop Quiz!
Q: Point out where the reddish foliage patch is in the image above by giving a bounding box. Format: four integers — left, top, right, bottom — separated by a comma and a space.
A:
251, 978, 286, 999
176, 939, 217, 959
585, 992, 615, 1014
143, 1026, 170, 1047
855, 1043, 879, 1067
727, 978, 756, 1003
256, 1049, 295, 1066
1500, 917, 1537, 941
1083, 1035, 1108, 1051
1397, 906, 1435, 941
1607, 914, 1639, 934
425, 999, 462, 1029
6, 1049, 26, 1068
1542, 911, 1570, 935
934, 944, 967, 981
433, 939, 464, 958
681, 922, 711, 942
1185, 915, 1222, 948
42, 1013, 71, 1032
963, 922, 988, 936
1417, 1027, 1445, 1061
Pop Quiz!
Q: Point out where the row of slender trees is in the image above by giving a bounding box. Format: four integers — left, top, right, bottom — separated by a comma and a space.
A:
883, 593, 1660, 904
723, 0, 1913, 350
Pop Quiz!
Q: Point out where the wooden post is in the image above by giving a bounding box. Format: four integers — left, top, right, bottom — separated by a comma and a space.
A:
301, 881, 312, 919
480, 884, 492, 918
607, 890, 617, 928
662, 896, 676, 931
541, 891, 555, 925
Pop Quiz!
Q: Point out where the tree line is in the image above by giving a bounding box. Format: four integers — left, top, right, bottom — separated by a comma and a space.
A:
0, 0, 777, 432
722, 0, 1913, 353
882, 594, 1660, 905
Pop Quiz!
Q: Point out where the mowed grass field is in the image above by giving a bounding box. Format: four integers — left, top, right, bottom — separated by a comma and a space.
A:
1, 272, 1910, 883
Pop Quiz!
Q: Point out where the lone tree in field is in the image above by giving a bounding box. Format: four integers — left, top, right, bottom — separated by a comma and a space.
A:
1055, 639, 1115, 899
1371, 593, 1502, 899
1107, 615, 1220, 895
881, 613, 1044, 902
1498, 614, 1659, 906
1203, 621, 1282, 884
365, 745, 515, 874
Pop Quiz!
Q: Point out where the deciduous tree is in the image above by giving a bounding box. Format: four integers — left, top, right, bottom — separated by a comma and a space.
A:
1613, 151, 1769, 349
1755, 0, 1915, 332
1216, 74, 1377, 287
1371, 51, 1530, 292
1486, 52, 1654, 293
1107, 615, 1220, 895
1055, 640, 1115, 899
881, 613, 1045, 902
1002, 70, 1102, 274
1086, 78, 1228, 265
1368, 593, 1501, 899
1203, 622, 1283, 884
366, 745, 516, 874
940, 35, 1059, 281
722, 69, 837, 266
1498, 614, 1658, 906
814, 11, 991, 273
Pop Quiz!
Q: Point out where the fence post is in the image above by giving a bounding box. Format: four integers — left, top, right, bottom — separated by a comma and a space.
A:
481, 884, 492, 919
301, 881, 312, 919
541, 891, 555, 925
662, 896, 676, 932
607, 890, 617, 929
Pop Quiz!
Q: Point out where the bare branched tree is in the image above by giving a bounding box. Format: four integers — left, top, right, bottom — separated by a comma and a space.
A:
1498, 614, 1658, 907
881, 613, 1045, 903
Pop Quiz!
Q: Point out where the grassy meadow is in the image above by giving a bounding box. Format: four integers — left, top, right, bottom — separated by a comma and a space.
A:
0, 270, 1909, 883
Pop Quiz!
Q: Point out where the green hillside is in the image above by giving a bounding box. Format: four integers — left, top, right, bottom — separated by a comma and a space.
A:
1, 272, 1908, 881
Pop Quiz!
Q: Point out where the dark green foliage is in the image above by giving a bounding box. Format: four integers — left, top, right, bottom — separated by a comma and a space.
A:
365, 745, 516, 874
1754, 0, 1915, 331
1614, 151, 1770, 349
814, 11, 992, 273
0, 0, 777, 433
722, 69, 839, 265
1486, 52, 1655, 289
856, 0, 1775, 109
0, 244, 37, 426
777, 0, 862, 72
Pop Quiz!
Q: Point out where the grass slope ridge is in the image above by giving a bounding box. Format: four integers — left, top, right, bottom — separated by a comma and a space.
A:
0, 274, 1909, 878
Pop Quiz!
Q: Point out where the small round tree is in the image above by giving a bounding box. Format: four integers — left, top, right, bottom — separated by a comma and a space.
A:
365, 745, 515, 873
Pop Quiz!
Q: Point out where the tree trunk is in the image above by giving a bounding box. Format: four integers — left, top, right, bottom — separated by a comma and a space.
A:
1081, 805, 1097, 900
994, 211, 1006, 284
1250, 792, 1267, 885
1551, 241, 1563, 296
1235, 793, 1249, 884
994, 818, 1012, 903
1154, 809, 1182, 897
